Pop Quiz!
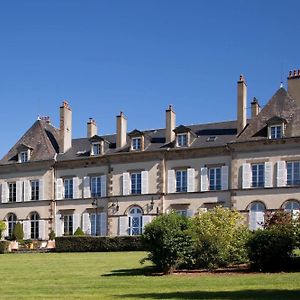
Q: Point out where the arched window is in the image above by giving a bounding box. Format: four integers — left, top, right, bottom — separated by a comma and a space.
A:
283, 200, 300, 219
30, 212, 40, 239
128, 207, 143, 236
249, 202, 265, 230
7, 213, 17, 237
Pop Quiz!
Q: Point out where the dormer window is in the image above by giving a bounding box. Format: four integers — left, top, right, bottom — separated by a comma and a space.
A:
91, 143, 101, 156
266, 116, 286, 140
131, 137, 141, 150
19, 150, 29, 163
269, 125, 282, 139
176, 133, 188, 147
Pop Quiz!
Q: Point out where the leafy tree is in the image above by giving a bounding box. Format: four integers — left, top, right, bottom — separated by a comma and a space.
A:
0, 221, 6, 239
74, 227, 85, 236
12, 222, 24, 241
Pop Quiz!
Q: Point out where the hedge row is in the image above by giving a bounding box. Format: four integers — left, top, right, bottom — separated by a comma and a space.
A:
55, 236, 144, 252
0, 241, 10, 254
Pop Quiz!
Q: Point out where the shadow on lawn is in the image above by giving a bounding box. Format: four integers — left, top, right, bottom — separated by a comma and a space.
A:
102, 266, 160, 277
119, 289, 300, 299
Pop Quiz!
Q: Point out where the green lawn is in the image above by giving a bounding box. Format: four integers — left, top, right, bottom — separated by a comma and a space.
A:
0, 252, 299, 300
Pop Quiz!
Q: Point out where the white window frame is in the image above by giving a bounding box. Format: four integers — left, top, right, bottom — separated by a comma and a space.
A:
128, 207, 143, 236
91, 176, 101, 197
251, 163, 265, 188
8, 182, 17, 202
91, 143, 101, 156
30, 212, 40, 239
176, 169, 187, 192
63, 215, 73, 235
208, 167, 221, 191
131, 172, 142, 194
287, 161, 300, 186
64, 178, 73, 199
131, 137, 141, 150
19, 150, 29, 163
31, 180, 39, 201
269, 124, 283, 139
7, 213, 17, 237
176, 133, 188, 147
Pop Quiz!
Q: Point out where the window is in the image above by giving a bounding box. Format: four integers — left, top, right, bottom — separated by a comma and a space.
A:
8, 182, 16, 202
176, 210, 187, 217
283, 201, 300, 217
30, 212, 40, 239
131, 137, 141, 150
92, 143, 101, 155
19, 151, 29, 163
176, 170, 187, 192
249, 202, 265, 230
7, 213, 17, 237
208, 167, 221, 191
252, 164, 265, 188
128, 207, 142, 235
176, 134, 188, 147
91, 176, 101, 197
269, 125, 282, 139
64, 179, 73, 199
31, 180, 39, 200
131, 172, 141, 194
287, 161, 300, 186
63, 215, 73, 235
207, 136, 217, 142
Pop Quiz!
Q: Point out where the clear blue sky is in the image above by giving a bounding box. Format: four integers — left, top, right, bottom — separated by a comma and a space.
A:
0, 0, 299, 158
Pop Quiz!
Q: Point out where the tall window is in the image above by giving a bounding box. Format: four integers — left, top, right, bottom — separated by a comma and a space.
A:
30, 212, 40, 239
19, 151, 29, 163
90, 213, 102, 236
7, 213, 17, 237
63, 215, 73, 235
8, 182, 16, 202
287, 161, 300, 186
131, 172, 141, 194
91, 176, 101, 197
270, 125, 282, 139
176, 170, 187, 192
64, 179, 73, 199
209, 167, 221, 191
249, 202, 265, 230
128, 207, 142, 235
31, 180, 39, 200
92, 143, 101, 155
252, 164, 265, 188
131, 137, 141, 150
176, 134, 187, 147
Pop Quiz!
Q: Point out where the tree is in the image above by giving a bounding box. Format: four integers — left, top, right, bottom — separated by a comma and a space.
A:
74, 227, 85, 236
12, 222, 24, 241
0, 221, 6, 239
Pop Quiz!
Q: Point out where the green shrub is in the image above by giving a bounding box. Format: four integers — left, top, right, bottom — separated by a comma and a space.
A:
74, 227, 85, 236
141, 213, 193, 274
12, 222, 24, 241
0, 241, 10, 254
190, 207, 250, 270
49, 230, 55, 240
0, 221, 6, 239
55, 236, 143, 252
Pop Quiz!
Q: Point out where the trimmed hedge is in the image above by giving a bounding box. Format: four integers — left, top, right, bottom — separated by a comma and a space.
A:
0, 241, 10, 254
55, 236, 144, 252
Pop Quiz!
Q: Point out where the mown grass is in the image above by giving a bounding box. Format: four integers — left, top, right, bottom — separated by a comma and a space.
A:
0, 251, 299, 299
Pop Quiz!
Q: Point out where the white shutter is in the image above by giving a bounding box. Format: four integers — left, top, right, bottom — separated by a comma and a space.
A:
249, 211, 264, 230
141, 171, 149, 194
23, 220, 30, 240
55, 214, 63, 237
24, 180, 31, 201
100, 212, 107, 236
82, 213, 91, 235
264, 162, 273, 188
83, 176, 91, 198
167, 170, 175, 193
73, 177, 79, 199
16, 181, 23, 202
1, 183, 8, 203
56, 178, 63, 200
73, 214, 80, 234
38, 220, 47, 240
277, 161, 287, 187
242, 163, 252, 189
200, 167, 209, 192
123, 172, 131, 196
118, 216, 128, 236
142, 215, 152, 233
186, 209, 194, 217
221, 166, 229, 190
101, 175, 107, 197
39, 179, 44, 200
187, 168, 195, 192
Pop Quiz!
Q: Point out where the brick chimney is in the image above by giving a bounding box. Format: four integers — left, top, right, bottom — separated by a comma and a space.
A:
237, 75, 247, 135
59, 100, 72, 153
251, 97, 260, 118
87, 118, 97, 138
116, 112, 127, 148
165, 105, 176, 144
287, 69, 300, 106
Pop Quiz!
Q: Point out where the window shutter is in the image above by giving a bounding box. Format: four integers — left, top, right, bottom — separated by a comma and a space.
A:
56, 178, 63, 200
73, 214, 80, 234
118, 216, 128, 236
264, 162, 273, 188
101, 175, 107, 197
221, 166, 229, 190
83, 176, 91, 198
73, 177, 79, 199
122, 172, 130, 196
16, 181, 23, 202
38, 220, 47, 240
200, 167, 209, 192
23, 220, 30, 240
39, 179, 44, 200
167, 170, 175, 193
277, 161, 287, 187
242, 163, 252, 189
1, 183, 8, 203
24, 180, 31, 201
55, 214, 63, 237
82, 213, 91, 235
142, 215, 152, 233
187, 168, 195, 192
249, 211, 264, 230
141, 171, 149, 194
100, 212, 107, 236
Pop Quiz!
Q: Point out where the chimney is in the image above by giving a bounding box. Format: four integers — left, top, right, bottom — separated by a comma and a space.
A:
116, 112, 127, 148
287, 69, 300, 106
237, 74, 247, 135
59, 100, 72, 153
87, 118, 97, 138
165, 105, 176, 143
251, 97, 260, 118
